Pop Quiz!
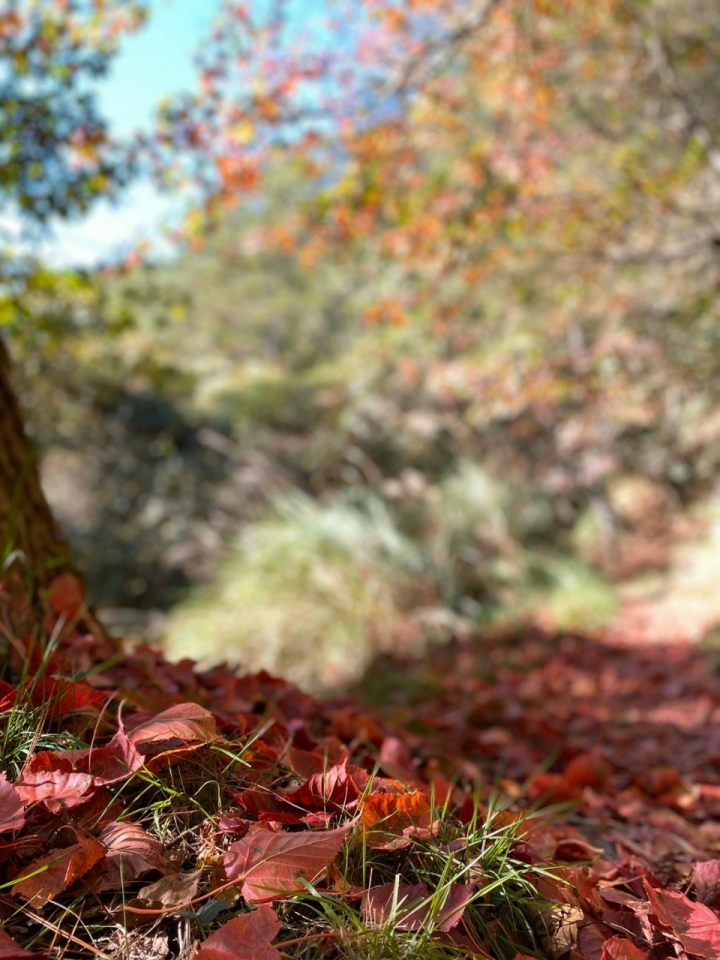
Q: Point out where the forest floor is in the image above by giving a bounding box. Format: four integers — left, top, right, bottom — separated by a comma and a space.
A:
3, 564, 720, 959
608, 497, 720, 647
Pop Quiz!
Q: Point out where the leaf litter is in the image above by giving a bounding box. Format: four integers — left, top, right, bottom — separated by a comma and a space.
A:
3, 580, 720, 957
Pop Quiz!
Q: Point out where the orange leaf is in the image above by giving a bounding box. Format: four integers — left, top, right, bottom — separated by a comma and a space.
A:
600, 935, 649, 960
359, 790, 431, 849
13, 835, 105, 906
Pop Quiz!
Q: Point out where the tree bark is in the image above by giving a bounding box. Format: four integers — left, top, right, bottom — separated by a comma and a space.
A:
0, 334, 74, 648
0, 335, 71, 583
0, 337, 116, 660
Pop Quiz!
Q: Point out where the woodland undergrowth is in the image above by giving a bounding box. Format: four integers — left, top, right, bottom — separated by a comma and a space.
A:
2, 574, 720, 960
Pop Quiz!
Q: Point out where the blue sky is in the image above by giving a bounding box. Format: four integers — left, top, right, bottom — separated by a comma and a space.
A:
44, 0, 345, 267
46, 0, 221, 266
99, 0, 219, 137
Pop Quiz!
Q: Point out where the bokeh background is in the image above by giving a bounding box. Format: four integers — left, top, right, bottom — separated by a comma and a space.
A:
7, 0, 720, 693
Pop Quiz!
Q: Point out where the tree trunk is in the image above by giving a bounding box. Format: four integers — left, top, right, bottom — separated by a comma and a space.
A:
0, 337, 116, 660
0, 336, 71, 583
0, 334, 74, 649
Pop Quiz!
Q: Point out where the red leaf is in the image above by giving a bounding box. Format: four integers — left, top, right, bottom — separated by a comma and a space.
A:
69, 728, 144, 786
694, 860, 720, 909
127, 703, 217, 756
0, 775, 25, 833
0, 680, 16, 711
600, 935, 649, 959
0, 929, 47, 959
362, 881, 474, 932
29, 678, 105, 716
577, 922, 616, 960
12, 835, 105, 906
14, 754, 93, 811
527, 772, 582, 804
286, 746, 334, 779
97, 822, 167, 891
13, 730, 141, 814
283, 757, 368, 810
196, 905, 281, 960
379, 736, 413, 771
224, 824, 351, 903
46, 572, 85, 620
644, 878, 720, 959
564, 751, 612, 790
233, 787, 305, 823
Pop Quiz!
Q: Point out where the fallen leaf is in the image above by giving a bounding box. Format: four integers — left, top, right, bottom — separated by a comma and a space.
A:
224, 824, 351, 902
286, 745, 341, 779
195, 904, 281, 959
67, 728, 144, 786
217, 816, 250, 837
98, 821, 167, 890
527, 773, 583, 805
233, 787, 305, 824
138, 870, 201, 908
0, 774, 25, 833
564, 751, 612, 790
362, 881, 474, 931
46, 572, 85, 620
644, 878, 720, 959
29, 678, 105, 716
283, 757, 367, 810
527, 901, 585, 959
359, 790, 431, 849
13, 834, 105, 906
0, 680, 16, 710
577, 921, 616, 960
379, 736, 413, 771
694, 859, 720, 909
600, 935, 649, 959
14, 753, 93, 811
127, 703, 217, 756
0, 929, 47, 958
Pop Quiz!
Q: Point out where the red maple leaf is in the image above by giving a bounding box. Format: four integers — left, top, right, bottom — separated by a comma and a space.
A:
224, 824, 352, 902
196, 905, 281, 960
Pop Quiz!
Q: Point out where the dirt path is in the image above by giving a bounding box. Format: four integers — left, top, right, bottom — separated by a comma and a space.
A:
608, 500, 720, 645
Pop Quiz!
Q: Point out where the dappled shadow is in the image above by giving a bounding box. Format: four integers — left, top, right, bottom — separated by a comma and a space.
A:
350, 627, 720, 804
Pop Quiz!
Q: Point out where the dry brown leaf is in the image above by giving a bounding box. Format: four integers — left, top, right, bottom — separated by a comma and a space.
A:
138, 870, 201, 908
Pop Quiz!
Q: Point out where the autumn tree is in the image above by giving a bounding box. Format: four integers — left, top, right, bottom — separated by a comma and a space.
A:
0, 1, 145, 614
160, 0, 720, 565
4, 0, 720, 618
